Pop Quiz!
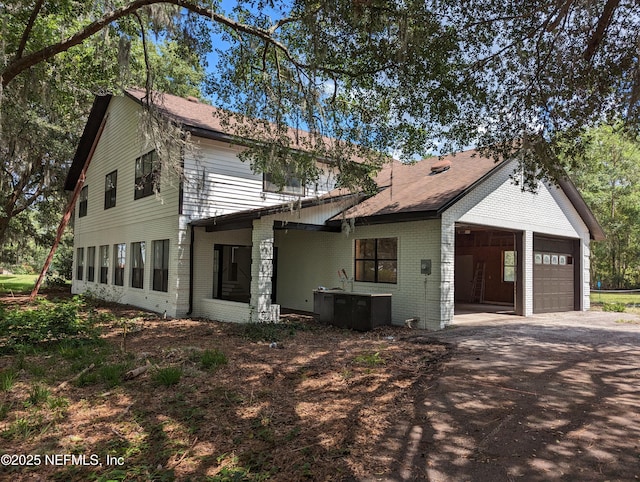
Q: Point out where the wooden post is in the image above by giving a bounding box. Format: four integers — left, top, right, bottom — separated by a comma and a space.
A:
30, 114, 108, 300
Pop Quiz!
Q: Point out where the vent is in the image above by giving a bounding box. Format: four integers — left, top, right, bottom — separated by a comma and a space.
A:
430, 160, 451, 174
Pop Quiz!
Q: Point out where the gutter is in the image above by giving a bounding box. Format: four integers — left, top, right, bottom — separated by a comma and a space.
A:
186, 224, 195, 316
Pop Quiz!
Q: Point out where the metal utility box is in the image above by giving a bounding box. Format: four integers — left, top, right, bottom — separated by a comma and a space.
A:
313, 290, 392, 331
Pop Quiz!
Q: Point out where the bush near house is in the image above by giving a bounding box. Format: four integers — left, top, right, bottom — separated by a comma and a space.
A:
0, 295, 96, 349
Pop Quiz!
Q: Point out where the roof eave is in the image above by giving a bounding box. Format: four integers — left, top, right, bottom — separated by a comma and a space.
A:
63, 94, 113, 191
557, 177, 606, 241
191, 192, 361, 230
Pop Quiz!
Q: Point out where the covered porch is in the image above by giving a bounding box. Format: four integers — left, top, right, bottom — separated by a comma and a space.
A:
188, 196, 358, 323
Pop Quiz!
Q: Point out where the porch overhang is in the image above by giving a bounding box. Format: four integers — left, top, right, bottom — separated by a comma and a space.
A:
190, 192, 362, 232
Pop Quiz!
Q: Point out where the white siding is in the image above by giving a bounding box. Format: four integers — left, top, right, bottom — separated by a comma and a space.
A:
457, 165, 587, 239
182, 138, 337, 219
71, 96, 186, 316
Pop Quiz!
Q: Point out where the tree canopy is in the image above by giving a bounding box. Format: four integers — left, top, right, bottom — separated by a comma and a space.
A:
1, 0, 639, 248
570, 124, 640, 288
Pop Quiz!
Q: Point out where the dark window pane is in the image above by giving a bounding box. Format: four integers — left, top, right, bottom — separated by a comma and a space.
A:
355, 239, 375, 259
76, 248, 84, 281
355, 260, 376, 282
131, 242, 145, 288
263, 171, 305, 196
104, 171, 117, 209
79, 186, 88, 217
152, 239, 169, 292
134, 151, 159, 199
377, 238, 397, 259
377, 260, 397, 283
87, 247, 95, 282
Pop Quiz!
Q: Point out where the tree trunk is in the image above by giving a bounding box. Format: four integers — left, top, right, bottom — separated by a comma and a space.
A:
0, 216, 9, 251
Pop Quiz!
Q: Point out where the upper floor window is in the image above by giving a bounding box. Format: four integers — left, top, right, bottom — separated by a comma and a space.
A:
104, 171, 117, 209
135, 150, 160, 199
263, 169, 305, 196
354, 237, 398, 284
78, 186, 88, 217
114, 243, 126, 286
152, 239, 169, 292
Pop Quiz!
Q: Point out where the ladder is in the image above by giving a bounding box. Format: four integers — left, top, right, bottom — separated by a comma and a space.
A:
471, 261, 486, 303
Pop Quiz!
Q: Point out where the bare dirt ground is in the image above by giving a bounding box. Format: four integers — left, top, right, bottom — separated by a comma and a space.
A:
375, 310, 640, 481
1, 293, 640, 481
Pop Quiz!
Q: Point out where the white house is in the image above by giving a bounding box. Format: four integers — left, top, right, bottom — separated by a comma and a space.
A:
66, 89, 604, 330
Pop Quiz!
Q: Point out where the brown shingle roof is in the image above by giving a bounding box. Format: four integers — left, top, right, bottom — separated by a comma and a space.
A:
126, 88, 229, 134
124, 88, 349, 156
331, 150, 504, 221
67, 90, 604, 240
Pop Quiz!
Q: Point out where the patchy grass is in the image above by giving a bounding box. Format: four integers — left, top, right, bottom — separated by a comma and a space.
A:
615, 318, 640, 324
591, 291, 640, 306
153, 366, 183, 387
0, 274, 37, 293
0, 293, 452, 481
198, 348, 228, 370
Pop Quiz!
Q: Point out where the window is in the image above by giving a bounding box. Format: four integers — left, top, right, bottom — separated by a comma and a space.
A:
354, 238, 397, 283
134, 150, 159, 199
76, 247, 84, 281
503, 250, 516, 282
104, 170, 117, 209
78, 186, 88, 217
153, 240, 169, 292
213, 245, 252, 302
114, 243, 126, 286
87, 246, 96, 282
263, 169, 305, 196
131, 242, 145, 289
99, 245, 109, 284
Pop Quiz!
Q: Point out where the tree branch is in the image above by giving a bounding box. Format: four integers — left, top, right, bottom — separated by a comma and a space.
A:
15, 0, 45, 61
134, 11, 152, 94
584, 0, 620, 61
1, 0, 293, 88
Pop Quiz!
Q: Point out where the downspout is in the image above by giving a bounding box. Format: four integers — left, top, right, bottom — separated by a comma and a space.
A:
186, 224, 195, 316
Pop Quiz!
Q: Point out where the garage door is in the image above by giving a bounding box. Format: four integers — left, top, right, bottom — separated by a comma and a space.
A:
533, 236, 577, 313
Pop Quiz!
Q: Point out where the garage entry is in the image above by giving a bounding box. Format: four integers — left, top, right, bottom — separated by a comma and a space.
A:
533, 235, 579, 313
454, 226, 517, 310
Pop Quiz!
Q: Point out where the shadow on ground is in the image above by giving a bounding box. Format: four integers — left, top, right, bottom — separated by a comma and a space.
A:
368, 313, 640, 481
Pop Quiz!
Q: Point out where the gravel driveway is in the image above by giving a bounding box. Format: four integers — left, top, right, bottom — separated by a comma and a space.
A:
372, 310, 640, 481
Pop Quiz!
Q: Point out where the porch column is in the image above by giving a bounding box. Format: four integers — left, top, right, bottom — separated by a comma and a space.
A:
440, 220, 455, 329
523, 230, 534, 316
250, 218, 274, 322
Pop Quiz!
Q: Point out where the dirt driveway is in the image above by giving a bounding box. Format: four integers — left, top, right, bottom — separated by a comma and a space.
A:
371, 311, 640, 481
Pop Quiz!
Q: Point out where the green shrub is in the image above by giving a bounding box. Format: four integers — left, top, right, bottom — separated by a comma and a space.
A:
0, 296, 95, 349
153, 367, 182, 387
199, 349, 228, 370
603, 302, 626, 312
